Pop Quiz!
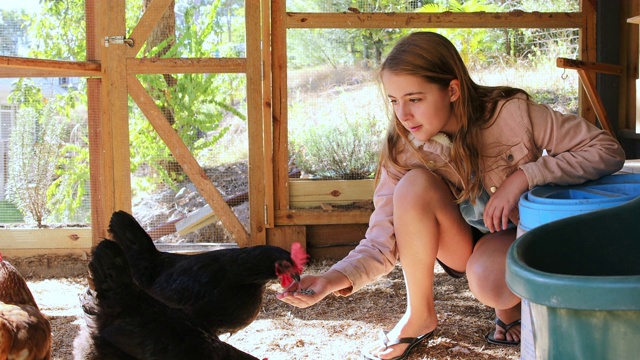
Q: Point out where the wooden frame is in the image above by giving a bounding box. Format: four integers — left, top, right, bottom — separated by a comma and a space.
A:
0, 1, 639, 255
0, 0, 268, 250
270, 2, 602, 231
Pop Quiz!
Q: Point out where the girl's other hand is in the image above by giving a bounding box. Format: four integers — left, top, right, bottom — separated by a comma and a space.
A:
484, 169, 529, 232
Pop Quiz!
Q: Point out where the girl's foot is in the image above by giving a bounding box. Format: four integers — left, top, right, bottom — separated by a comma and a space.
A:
487, 305, 521, 345
362, 314, 437, 359
362, 330, 435, 360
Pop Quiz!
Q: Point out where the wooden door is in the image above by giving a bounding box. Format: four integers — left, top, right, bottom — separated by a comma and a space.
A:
94, 0, 268, 247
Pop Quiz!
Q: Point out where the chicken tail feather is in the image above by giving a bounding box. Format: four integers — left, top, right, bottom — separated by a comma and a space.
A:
108, 211, 160, 288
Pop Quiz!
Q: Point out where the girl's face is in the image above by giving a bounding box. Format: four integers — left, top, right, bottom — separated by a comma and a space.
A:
381, 72, 460, 143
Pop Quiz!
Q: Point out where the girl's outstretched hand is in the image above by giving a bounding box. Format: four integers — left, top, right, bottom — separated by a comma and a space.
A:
276, 274, 331, 308
484, 169, 529, 232
276, 270, 351, 309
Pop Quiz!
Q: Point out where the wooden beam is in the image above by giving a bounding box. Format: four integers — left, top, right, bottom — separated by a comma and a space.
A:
126, 57, 246, 74
576, 68, 615, 136
174, 205, 218, 236
556, 57, 620, 136
628, 15, 640, 25
245, 1, 267, 245
275, 208, 372, 226
578, 0, 597, 125
126, 75, 250, 247
0, 56, 100, 78
289, 179, 375, 208
286, 11, 585, 29
556, 58, 623, 76
266, 226, 306, 252
0, 228, 92, 250
262, 0, 275, 229
101, 0, 132, 220
271, 0, 290, 212
86, 0, 106, 244
127, 0, 175, 57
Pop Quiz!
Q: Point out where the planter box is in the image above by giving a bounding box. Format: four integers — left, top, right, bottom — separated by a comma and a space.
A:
289, 179, 375, 208
0, 228, 92, 257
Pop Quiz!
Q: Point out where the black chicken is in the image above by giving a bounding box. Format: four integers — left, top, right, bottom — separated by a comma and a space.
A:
73, 239, 259, 360
108, 210, 308, 336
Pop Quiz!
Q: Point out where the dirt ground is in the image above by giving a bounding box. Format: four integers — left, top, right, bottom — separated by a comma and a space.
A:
24, 258, 520, 360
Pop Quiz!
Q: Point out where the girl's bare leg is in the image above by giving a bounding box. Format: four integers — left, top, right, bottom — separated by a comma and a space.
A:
367, 169, 474, 359
467, 229, 522, 343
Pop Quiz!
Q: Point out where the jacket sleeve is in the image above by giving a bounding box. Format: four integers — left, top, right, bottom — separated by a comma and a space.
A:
328, 166, 401, 295
518, 101, 626, 188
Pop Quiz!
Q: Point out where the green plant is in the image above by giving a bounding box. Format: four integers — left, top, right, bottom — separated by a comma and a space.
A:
291, 111, 385, 180
6, 105, 66, 227
131, 3, 245, 190
47, 141, 91, 223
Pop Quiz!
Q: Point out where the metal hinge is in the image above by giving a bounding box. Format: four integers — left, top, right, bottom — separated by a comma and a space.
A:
104, 36, 134, 48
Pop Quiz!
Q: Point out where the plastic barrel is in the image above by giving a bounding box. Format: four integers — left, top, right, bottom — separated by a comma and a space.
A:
507, 174, 640, 360
518, 174, 640, 234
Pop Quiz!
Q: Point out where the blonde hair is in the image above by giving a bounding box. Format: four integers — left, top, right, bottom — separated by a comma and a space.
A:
377, 32, 528, 203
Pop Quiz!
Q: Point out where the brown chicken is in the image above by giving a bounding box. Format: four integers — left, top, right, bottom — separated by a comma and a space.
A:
0, 254, 52, 360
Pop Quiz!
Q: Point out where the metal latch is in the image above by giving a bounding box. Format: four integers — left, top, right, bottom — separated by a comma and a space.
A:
104, 36, 134, 48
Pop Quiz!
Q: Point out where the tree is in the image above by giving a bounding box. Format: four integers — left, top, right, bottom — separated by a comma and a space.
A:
0, 9, 29, 56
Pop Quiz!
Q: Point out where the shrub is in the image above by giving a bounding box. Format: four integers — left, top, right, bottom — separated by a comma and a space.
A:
291, 111, 385, 180
6, 105, 66, 227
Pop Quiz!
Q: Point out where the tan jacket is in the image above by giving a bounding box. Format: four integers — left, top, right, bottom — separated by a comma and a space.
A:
330, 94, 626, 295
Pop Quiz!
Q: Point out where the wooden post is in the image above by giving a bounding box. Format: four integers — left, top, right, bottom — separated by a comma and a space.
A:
86, 0, 106, 244
262, 0, 275, 229
99, 0, 132, 229
267, 226, 306, 252
271, 0, 289, 213
246, 1, 267, 245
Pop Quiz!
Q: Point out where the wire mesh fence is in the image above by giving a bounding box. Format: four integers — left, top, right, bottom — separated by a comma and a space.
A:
285, 25, 579, 210
1, 1, 581, 242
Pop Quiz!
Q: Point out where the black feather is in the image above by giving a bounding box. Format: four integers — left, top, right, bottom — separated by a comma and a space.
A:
73, 240, 259, 360
108, 210, 297, 335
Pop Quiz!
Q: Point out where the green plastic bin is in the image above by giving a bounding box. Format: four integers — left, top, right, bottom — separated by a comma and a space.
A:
506, 196, 640, 360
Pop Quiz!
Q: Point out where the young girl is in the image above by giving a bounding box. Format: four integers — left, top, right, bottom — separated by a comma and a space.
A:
277, 31, 625, 360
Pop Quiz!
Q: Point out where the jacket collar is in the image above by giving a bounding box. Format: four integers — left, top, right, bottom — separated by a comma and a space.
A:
408, 133, 453, 162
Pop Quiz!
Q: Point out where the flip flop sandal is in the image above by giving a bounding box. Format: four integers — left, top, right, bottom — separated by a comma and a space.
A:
361, 329, 435, 360
485, 317, 521, 346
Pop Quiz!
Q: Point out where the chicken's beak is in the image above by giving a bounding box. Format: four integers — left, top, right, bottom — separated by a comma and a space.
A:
292, 273, 301, 283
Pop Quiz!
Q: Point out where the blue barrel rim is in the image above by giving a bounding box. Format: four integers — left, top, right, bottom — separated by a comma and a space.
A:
527, 185, 639, 204
524, 174, 640, 206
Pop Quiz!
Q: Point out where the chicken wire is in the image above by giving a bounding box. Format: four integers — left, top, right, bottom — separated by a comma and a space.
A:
1, 0, 92, 228
286, 0, 580, 12
0, 0, 251, 246
1, 1, 583, 233
128, 0, 249, 243
286, 26, 579, 209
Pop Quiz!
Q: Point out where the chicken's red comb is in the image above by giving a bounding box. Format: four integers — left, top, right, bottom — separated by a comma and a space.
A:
291, 242, 309, 272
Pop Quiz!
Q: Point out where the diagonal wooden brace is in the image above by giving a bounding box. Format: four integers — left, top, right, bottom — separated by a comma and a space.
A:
556, 57, 623, 138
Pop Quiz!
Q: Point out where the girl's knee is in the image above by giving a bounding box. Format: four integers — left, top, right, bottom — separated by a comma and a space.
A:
395, 169, 448, 201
